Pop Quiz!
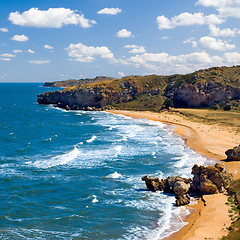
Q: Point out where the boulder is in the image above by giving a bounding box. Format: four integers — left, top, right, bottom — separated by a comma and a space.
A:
166, 176, 190, 196
225, 145, 240, 161
141, 175, 167, 192
176, 194, 191, 206
191, 163, 232, 194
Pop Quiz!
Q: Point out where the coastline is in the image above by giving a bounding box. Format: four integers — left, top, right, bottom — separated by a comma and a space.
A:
106, 109, 240, 240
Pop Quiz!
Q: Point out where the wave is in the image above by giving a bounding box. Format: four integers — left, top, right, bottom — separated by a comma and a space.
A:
105, 172, 123, 179
86, 135, 97, 143
33, 146, 80, 168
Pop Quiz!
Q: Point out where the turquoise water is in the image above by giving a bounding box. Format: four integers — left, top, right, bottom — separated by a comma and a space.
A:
0, 83, 211, 239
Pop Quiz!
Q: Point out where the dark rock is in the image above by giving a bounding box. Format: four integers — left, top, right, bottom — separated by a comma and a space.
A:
176, 194, 191, 206
141, 175, 167, 192
225, 145, 240, 161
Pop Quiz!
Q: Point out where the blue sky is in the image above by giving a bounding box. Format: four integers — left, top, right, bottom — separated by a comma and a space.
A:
1, 0, 240, 82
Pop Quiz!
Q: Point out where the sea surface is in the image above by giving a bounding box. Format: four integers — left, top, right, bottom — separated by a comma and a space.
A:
0, 83, 214, 240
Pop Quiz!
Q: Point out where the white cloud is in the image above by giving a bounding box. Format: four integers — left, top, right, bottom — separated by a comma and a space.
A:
162, 36, 169, 40
196, 0, 240, 18
124, 45, 146, 53
117, 29, 132, 38
0, 58, 11, 61
66, 42, 114, 62
44, 44, 54, 49
13, 49, 22, 53
11, 34, 29, 42
0, 28, 8, 32
0, 53, 16, 58
118, 72, 125, 77
97, 8, 122, 15
28, 60, 50, 64
9, 8, 96, 28
183, 38, 198, 48
27, 49, 35, 54
157, 12, 224, 29
224, 52, 240, 63
122, 51, 223, 74
209, 25, 240, 37
198, 36, 235, 51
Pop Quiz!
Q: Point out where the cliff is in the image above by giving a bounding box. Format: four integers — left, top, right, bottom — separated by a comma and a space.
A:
38, 65, 240, 111
44, 76, 117, 88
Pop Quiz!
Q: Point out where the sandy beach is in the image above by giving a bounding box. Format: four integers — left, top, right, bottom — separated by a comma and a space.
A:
106, 109, 240, 240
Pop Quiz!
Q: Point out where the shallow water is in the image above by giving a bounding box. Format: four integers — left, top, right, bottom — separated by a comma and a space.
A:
0, 83, 213, 239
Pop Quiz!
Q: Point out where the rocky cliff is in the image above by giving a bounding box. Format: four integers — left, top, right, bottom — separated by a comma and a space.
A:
38, 65, 240, 111
44, 76, 117, 88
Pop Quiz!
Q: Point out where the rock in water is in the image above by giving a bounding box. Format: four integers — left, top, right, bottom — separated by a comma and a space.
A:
141, 175, 167, 192
225, 145, 240, 161
176, 194, 191, 206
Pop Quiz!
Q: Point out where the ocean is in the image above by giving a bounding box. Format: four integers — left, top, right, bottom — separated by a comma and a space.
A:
0, 83, 213, 239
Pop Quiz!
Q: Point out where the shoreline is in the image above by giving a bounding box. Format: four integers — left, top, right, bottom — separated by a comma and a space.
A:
106, 109, 240, 240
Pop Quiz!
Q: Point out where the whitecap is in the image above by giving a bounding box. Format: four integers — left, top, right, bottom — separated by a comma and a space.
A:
33, 146, 80, 168
92, 195, 98, 203
105, 172, 123, 179
86, 135, 97, 143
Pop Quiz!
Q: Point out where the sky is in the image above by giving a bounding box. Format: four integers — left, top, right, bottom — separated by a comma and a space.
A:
1, 0, 240, 82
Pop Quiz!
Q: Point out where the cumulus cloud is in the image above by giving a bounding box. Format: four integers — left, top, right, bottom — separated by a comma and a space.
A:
44, 44, 54, 49
120, 50, 224, 74
157, 12, 224, 29
66, 42, 114, 62
117, 29, 132, 38
0, 28, 8, 32
11, 34, 29, 42
28, 60, 50, 64
224, 52, 240, 63
97, 8, 122, 15
124, 45, 146, 53
183, 38, 198, 48
209, 25, 240, 37
198, 36, 235, 51
0, 53, 16, 58
13, 49, 22, 53
27, 49, 35, 54
196, 0, 240, 18
9, 8, 96, 28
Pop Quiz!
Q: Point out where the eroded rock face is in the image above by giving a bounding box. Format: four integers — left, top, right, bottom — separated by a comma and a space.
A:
225, 145, 240, 161
171, 81, 240, 108
191, 163, 232, 194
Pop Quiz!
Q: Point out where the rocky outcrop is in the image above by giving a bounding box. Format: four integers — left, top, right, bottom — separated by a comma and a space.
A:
142, 163, 232, 206
168, 81, 240, 108
38, 75, 166, 110
225, 145, 240, 161
142, 175, 191, 206
191, 163, 232, 194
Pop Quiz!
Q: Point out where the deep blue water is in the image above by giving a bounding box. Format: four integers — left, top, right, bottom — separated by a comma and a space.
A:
0, 83, 211, 239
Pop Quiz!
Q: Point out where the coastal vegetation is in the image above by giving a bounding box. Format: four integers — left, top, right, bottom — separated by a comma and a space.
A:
222, 179, 240, 240
38, 65, 240, 112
